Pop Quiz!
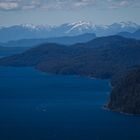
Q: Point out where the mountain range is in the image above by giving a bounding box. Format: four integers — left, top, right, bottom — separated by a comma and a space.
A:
118, 29, 140, 39
0, 33, 96, 48
0, 21, 139, 42
0, 46, 27, 57
0, 35, 140, 78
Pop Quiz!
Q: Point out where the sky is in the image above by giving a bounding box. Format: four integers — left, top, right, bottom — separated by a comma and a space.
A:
0, 0, 140, 26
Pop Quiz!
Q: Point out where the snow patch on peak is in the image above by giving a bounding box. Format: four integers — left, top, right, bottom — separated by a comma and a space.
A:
21, 24, 36, 29
119, 21, 139, 28
21, 24, 52, 31
66, 21, 94, 34
68, 21, 93, 26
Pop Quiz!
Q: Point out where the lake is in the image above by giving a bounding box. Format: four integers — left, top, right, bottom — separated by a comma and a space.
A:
0, 61, 140, 140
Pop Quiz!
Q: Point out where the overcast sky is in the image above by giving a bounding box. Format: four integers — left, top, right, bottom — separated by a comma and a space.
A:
0, 0, 140, 26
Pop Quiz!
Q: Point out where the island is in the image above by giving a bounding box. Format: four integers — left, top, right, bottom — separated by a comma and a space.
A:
0, 35, 140, 115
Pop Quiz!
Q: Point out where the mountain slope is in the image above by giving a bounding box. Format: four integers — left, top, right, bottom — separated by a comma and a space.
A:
107, 68, 140, 114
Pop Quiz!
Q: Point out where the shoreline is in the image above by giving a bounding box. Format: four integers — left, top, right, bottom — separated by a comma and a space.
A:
1, 65, 139, 116
103, 105, 140, 116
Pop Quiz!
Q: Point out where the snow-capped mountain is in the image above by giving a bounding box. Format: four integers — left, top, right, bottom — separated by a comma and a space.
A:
0, 21, 139, 42
90, 21, 140, 36
65, 21, 94, 34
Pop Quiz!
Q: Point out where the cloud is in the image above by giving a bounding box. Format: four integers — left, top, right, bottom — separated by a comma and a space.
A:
0, 0, 139, 11
40, 0, 96, 10
107, 0, 138, 9
0, 1, 19, 10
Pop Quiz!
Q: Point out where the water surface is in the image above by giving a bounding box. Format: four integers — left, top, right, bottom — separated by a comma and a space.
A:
0, 67, 140, 140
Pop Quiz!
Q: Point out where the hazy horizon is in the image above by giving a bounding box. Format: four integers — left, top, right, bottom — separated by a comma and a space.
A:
0, 20, 140, 28
0, 0, 140, 26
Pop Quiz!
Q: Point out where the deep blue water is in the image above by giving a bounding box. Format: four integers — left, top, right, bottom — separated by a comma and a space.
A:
0, 67, 140, 140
